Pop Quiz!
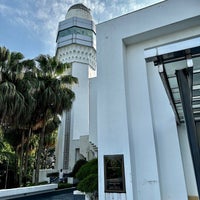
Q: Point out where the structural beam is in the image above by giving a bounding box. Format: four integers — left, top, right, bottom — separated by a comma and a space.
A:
176, 68, 200, 197
158, 63, 181, 124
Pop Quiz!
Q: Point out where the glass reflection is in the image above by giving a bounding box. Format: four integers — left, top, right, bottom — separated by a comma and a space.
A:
58, 27, 95, 40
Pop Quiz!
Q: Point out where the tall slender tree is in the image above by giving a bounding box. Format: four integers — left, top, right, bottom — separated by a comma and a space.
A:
0, 47, 77, 185
0, 47, 38, 186
33, 55, 78, 184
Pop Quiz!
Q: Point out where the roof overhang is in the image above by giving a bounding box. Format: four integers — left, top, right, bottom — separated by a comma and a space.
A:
145, 37, 200, 124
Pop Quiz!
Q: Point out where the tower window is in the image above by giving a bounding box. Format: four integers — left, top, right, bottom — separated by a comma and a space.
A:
58, 26, 95, 39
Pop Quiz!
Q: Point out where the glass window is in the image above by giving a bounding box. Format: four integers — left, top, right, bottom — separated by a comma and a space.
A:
58, 26, 95, 40
193, 73, 200, 85
193, 57, 200, 71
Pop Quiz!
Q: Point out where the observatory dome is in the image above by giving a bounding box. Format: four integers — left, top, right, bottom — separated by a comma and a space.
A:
65, 3, 92, 20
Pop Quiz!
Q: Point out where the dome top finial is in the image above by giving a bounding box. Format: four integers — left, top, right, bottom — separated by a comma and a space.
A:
68, 3, 90, 13
66, 3, 92, 20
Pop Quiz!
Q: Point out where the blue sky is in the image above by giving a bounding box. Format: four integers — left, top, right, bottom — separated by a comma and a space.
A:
0, 0, 163, 59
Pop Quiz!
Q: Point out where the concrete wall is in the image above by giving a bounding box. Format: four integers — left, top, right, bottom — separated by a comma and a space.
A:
97, 0, 200, 199
71, 62, 89, 140
38, 169, 56, 183
178, 124, 198, 196
55, 112, 66, 170
55, 6, 97, 170
125, 44, 162, 200
89, 77, 97, 146
67, 61, 97, 171
146, 60, 187, 199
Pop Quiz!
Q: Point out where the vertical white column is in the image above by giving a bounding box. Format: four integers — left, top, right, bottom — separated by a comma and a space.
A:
55, 112, 66, 170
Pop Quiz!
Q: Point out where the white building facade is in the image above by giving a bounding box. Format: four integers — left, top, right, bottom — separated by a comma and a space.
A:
96, 0, 200, 200
53, 1, 200, 199
55, 4, 97, 172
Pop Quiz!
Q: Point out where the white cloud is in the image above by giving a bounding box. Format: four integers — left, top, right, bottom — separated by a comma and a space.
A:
0, 0, 164, 57
29, 0, 107, 55
0, 4, 11, 15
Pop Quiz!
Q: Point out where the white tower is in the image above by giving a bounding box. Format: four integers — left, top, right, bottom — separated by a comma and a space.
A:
55, 4, 97, 172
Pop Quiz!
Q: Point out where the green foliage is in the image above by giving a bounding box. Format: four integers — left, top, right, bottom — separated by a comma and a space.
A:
0, 130, 15, 164
0, 130, 4, 151
58, 182, 73, 189
27, 181, 48, 186
0, 46, 78, 186
69, 159, 87, 177
2, 128, 22, 149
77, 173, 98, 193
76, 158, 97, 180
75, 158, 98, 193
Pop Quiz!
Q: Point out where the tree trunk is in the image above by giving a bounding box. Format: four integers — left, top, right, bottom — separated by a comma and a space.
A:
44, 146, 48, 169
34, 125, 46, 184
41, 147, 45, 169
23, 127, 32, 186
13, 150, 19, 187
19, 131, 25, 187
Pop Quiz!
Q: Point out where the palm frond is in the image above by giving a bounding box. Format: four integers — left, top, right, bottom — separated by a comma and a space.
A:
0, 46, 10, 62
61, 75, 78, 85
35, 55, 49, 74
0, 140, 4, 150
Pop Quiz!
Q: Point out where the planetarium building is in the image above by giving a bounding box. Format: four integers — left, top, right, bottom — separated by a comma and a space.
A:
55, 0, 200, 199
96, 0, 200, 200
55, 3, 97, 174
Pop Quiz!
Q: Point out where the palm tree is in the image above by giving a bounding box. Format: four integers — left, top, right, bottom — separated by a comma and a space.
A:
41, 116, 60, 169
0, 47, 77, 185
33, 55, 78, 184
0, 47, 33, 125
1, 127, 20, 187
0, 140, 4, 151
0, 47, 38, 186
0, 47, 37, 128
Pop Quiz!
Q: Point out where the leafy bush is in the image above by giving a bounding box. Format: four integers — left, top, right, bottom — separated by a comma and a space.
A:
68, 159, 87, 177
75, 158, 98, 193
28, 181, 48, 186
76, 159, 97, 180
77, 174, 98, 193
58, 182, 72, 189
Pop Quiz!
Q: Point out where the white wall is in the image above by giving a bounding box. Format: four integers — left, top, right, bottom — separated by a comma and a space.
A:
125, 44, 161, 200
96, 0, 200, 199
71, 62, 89, 139
55, 112, 66, 170
178, 124, 198, 196
56, 60, 92, 171
146, 61, 187, 199
68, 139, 79, 171
97, 39, 134, 200
96, 18, 135, 198
89, 77, 97, 146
